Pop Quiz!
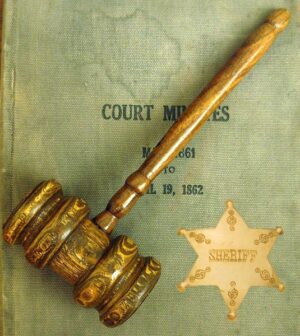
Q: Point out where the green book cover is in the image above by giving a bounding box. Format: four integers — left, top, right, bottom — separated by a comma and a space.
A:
1, 1, 300, 335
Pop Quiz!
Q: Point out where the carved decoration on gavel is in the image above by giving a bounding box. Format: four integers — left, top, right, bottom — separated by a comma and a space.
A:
2, 9, 290, 328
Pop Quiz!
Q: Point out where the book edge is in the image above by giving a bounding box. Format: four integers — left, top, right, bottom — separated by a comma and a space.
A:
1, 1, 18, 335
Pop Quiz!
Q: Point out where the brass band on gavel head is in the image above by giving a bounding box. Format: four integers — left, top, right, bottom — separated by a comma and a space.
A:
2, 180, 161, 327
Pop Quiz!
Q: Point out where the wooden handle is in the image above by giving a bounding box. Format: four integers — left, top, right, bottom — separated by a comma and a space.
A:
94, 9, 290, 233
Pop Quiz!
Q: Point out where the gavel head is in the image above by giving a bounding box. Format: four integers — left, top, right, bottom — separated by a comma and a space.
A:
2, 180, 161, 327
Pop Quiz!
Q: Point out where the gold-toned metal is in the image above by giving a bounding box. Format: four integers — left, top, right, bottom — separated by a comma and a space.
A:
99, 257, 161, 327
3, 180, 160, 328
177, 201, 284, 320
2, 9, 290, 328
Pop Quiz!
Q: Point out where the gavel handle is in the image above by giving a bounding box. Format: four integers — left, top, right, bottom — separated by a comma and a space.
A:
94, 9, 290, 233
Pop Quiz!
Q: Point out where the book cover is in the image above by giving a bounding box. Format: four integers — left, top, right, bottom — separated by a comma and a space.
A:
1, 1, 300, 335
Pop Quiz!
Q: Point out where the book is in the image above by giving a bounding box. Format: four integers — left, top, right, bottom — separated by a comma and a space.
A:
1, 1, 299, 335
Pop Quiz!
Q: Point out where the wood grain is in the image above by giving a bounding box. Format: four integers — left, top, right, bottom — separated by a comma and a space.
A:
94, 9, 290, 234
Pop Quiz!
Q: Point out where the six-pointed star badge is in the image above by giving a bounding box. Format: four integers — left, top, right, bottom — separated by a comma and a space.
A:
177, 200, 284, 320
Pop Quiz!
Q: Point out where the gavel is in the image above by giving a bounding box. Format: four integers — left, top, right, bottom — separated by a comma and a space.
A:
2, 9, 290, 328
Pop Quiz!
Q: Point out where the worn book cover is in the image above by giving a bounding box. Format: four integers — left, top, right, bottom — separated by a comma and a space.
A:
1, 1, 300, 335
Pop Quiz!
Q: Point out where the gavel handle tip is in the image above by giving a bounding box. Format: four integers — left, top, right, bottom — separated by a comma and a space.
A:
266, 8, 291, 33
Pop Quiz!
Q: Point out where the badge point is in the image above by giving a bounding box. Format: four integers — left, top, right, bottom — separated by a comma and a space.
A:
177, 282, 187, 293
227, 311, 236, 321
177, 228, 187, 236
277, 283, 285, 292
